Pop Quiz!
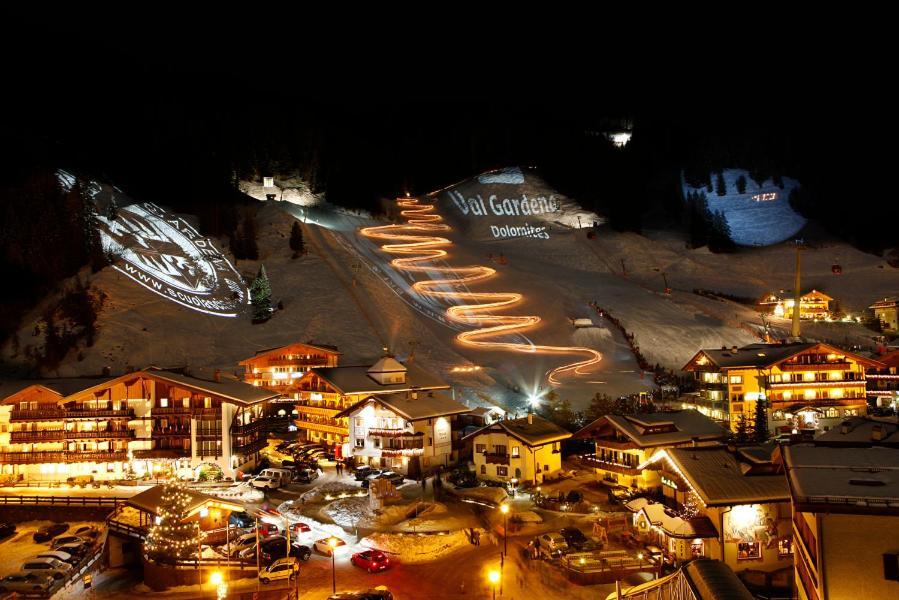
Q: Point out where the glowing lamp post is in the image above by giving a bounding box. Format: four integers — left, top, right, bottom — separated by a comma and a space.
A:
328, 537, 339, 593
499, 504, 510, 556
488, 569, 500, 600
153, 464, 162, 485
209, 571, 227, 600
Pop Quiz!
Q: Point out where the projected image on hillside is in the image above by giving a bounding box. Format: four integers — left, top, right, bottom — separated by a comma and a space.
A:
97, 203, 248, 317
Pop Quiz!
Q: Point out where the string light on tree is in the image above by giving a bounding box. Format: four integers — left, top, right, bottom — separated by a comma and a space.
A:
679, 490, 700, 519
145, 481, 201, 563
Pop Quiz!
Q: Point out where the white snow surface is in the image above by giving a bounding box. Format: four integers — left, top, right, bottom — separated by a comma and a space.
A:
478, 166, 525, 185
360, 529, 479, 564
682, 169, 807, 246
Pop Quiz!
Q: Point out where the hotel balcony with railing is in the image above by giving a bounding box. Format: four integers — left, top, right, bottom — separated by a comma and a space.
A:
294, 415, 348, 437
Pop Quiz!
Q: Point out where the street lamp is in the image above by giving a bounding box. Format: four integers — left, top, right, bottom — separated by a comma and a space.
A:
328, 537, 339, 593
153, 464, 161, 485
499, 504, 509, 557
209, 571, 226, 600
488, 569, 500, 600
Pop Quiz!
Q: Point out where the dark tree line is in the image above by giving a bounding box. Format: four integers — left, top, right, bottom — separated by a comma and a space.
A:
685, 191, 735, 252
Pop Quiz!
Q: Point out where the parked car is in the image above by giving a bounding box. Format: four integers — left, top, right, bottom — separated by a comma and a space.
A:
0, 572, 55, 594
559, 528, 594, 551
288, 522, 312, 536
35, 550, 77, 566
228, 533, 261, 557
327, 586, 394, 600
313, 537, 346, 556
294, 468, 319, 484
33, 523, 69, 543
73, 525, 100, 540
535, 532, 570, 559
52, 535, 87, 549
258, 557, 299, 584
374, 471, 404, 486
351, 549, 392, 573
0, 522, 16, 539
250, 476, 281, 490
354, 465, 374, 481
56, 542, 89, 560
21, 557, 72, 579
264, 541, 312, 563
66, 475, 94, 488
229, 511, 255, 529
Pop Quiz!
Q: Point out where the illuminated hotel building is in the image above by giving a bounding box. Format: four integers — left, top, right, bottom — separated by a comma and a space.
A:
336, 391, 470, 476
759, 290, 833, 321
866, 349, 899, 409
682, 342, 882, 435
240, 342, 341, 389
291, 355, 449, 456
0, 368, 279, 481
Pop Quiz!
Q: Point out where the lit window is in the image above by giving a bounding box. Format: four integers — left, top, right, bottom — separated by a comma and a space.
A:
355, 438, 364, 448
160, 398, 168, 408
778, 539, 793, 557
511, 446, 520, 457
729, 375, 743, 385
496, 466, 508, 477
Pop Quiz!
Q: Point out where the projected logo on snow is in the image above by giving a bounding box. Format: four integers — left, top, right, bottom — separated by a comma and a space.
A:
447, 190, 559, 240
98, 203, 248, 317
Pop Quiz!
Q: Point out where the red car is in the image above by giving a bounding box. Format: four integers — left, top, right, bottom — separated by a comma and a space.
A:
289, 522, 311, 535
351, 549, 392, 573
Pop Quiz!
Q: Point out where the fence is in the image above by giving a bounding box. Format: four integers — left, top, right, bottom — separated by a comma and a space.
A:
0, 495, 126, 507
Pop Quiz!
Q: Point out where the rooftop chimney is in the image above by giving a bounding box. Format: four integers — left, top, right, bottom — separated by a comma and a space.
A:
101, 366, 111, 377
528, 413, 534, 425
731, 345, 739, 354
214, 369, 221, 383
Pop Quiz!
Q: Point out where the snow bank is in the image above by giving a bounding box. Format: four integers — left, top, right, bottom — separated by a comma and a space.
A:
300, 482, 366, 504
454, 486, 508, 506
360, 529, 479, 564
478, 167, 525, 185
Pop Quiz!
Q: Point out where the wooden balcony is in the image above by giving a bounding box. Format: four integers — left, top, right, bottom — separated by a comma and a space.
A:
233, 438, 269, 455
0, 451, 66, 464
579, 455, 641, 476
152, 406, 192, 415
484, 452, 510, 465
10, 409, 66, 421
9, 429, 65, 442
68, 409, 135, 419
153, 428, 191, 437
68, 451, 129, 463
294, 420, 347, 436
367, 428, 419, 438
230, 419, 268, 436
590, 438, 638, 451
192, 408, 222, 418
67, 430, 135, 440
133, 448, 190, 459
781, 362, 851, 371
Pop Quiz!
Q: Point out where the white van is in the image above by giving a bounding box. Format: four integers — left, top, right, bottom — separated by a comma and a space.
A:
261, 468, 293, 485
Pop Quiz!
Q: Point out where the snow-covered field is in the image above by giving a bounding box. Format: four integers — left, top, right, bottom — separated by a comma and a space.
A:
3, 168, 896, 415
360, 529, 478, 564
682, 168, 806, 246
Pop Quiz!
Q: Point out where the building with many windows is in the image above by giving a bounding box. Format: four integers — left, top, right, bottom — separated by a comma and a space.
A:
783, 445, 899, 600
337, 391, 471, 476
682, 342, 881, 435
0, 367, 279, 481
867, 350, 899, 410
464, 414, 571, 486
870, 297, 898, 333
760, 290, 834, 321
573, 410, 727, 491
240, 342, 340, 390
291, 355, 449, 456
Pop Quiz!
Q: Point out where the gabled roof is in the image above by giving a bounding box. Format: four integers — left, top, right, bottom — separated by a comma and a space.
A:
335, 392, 471, 421
302, 363, 448, 395
462, 415, 571, 447
813, 416, 899, 446
239, 341, 341, 364
682, 342, 884, 371
0, 377, 115, 404
660, 447, 789, 507
870, 298, 898, 310
801, 289, 833, 301
574, 410, 727, 448
784, 445, 899, 514
368, 356, 406, 374
126, 485, 243, 517
875, 349, 899, 370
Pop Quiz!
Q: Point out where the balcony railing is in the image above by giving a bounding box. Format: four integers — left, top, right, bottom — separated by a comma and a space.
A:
780, 362, 851, 371
230, 419, 268, 436
296, 403, 341, 417
153, 428, 191, 437
67, 430, 135, 439
153, 406, 192, 415
367, 428, 418, 438
589, 438, 638, 451
10, 429, 65, 442
68, 409, 136, 419
294, 420, 347, 436
193, 408, 222, 417
196, 430, 222, 439
233, 438, 269, 455
0, 451, 66, 464
68, 451, 128, 463
133, 448, 190, 459
579, 455, 641, 475
484, 452, 510, 465
380, 448, 424, 457
10, 409, 66, 421
265, 357, 330, 367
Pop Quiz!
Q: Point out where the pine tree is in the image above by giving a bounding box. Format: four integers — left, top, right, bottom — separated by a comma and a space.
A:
289, 222, 304, 258
735, 174, 747, 194
145, 481, 201, 564
250, 265, 273, 322
715, 171, 727, 196
584, 393, 615, 423
753, 398, 770, 443
708, 210, 735, 253
735, 414, 750, 444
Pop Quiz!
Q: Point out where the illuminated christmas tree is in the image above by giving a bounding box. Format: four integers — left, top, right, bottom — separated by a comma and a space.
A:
145, 482, 200, 563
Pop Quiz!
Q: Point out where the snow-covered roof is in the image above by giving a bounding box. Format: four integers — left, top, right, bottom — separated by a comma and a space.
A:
682, 559, 755, 600
624, 498, 718, 539
304, 363, 448, 395
574, 410, 727, 448
870, 298, 898, 310
784, 445, 899, 514
814, 416, 899, 446
683, 342, 883, 371
463, 415, 571, 447
335, 391, 471, 421
126, 485, 243, 517
238, 341, 341, 364
367, 356, 406, 374
662, 447, 790, 507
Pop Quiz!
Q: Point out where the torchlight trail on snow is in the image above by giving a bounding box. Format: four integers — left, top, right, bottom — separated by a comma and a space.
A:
360, 198, 602, 385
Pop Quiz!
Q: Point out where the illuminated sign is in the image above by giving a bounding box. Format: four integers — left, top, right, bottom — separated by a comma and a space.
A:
97, 203, 248, 317
434, 417, 450, 445
447, 191, 559, 240
751, 192, 777, 202
662, 476, 678, 490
